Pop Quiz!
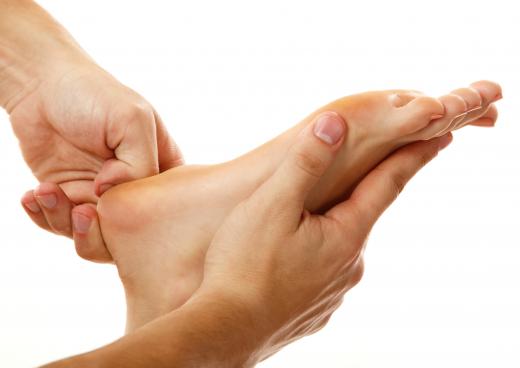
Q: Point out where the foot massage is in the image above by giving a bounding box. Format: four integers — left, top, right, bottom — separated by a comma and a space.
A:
0, 1, 508, 367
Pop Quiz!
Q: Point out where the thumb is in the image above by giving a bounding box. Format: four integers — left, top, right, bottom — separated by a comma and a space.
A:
94, 105, 159, 196
258, 111, 347, 212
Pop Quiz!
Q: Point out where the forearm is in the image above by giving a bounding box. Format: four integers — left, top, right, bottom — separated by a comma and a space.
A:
0, 0, 91, 111
42, 293, 266, 368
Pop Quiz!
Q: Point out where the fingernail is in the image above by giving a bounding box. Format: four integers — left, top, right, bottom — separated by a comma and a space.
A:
35, 194, 57, 209
72, 213, 91, 234
431, 114, 444, 120
98, 184, 114, 195
25, 201, 41, 213
438, 134, 453, 151
313, 112, 346, 145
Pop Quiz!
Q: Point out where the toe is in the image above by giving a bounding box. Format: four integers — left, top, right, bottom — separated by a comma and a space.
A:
470, 80, 502, 105
436, 87, 484, 135
456, 103, 498, 129
393, 95, 445, 136
449, 80, 501, 131
415, 94, 467, 139
450, 87, 482, 110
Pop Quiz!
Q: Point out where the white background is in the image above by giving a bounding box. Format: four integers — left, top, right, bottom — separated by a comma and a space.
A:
0, 0, 519, 366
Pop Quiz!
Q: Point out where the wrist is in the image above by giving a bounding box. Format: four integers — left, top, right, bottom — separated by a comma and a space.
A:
186, 289, 271, 366
80, 290, 271, 368
0, 0, 94, 111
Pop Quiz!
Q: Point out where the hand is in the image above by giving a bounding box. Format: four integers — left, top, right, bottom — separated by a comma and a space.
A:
41, 113, 451, 368
0, 1, 182, 262
197, 113, 452, 365
16, 62, 182, 261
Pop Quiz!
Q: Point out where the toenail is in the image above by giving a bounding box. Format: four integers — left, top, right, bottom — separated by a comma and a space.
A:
491, 93, 502, 102
72, 213, 92, 234
313, 112, 346, 145
36, 194, 57, 209
24, 201, 41, 213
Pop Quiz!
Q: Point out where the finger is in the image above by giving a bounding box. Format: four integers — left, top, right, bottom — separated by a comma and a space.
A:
72, 204, 113, 263
21, 190, 52, 233
59, 180, 98, 206
95, 104, 159, 196
326, 134, 452, 234
33, 183, 73, 237
154, 110, 184, 171
256, 111, 347, 213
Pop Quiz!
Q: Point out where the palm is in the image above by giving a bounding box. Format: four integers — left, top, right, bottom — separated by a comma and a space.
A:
10, 67, 173, 205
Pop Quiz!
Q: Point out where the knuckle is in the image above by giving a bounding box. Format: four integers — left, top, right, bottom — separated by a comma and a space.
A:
121, 103, 154, 126
314, 315, 332, 333
350, 260, 365, 286
293, 150, 325, 179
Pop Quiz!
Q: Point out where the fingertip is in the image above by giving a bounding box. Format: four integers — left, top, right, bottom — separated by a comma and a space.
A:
438, 132, 453, 151
72, 206, 95, 235
21, 190, 41, 213
21, 189, 54, 233
312, 111, 347, 147
72, 204, 113, 263
33, 182, 59, 195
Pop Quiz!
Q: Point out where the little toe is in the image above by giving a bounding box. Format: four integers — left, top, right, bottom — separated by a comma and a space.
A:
393, 95, 445, 136
450, 87, 482, 110
470, 80, 502, 105
415, 94, 467, 139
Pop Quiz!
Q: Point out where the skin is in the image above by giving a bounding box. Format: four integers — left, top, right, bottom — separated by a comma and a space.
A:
24, 82, 501, 332
42, 114, 452, 367
0, 0, 182, 251
0, 1, 503, 366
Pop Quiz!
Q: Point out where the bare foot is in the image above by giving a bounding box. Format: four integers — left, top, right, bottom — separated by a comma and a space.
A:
24, 81, 502, 332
